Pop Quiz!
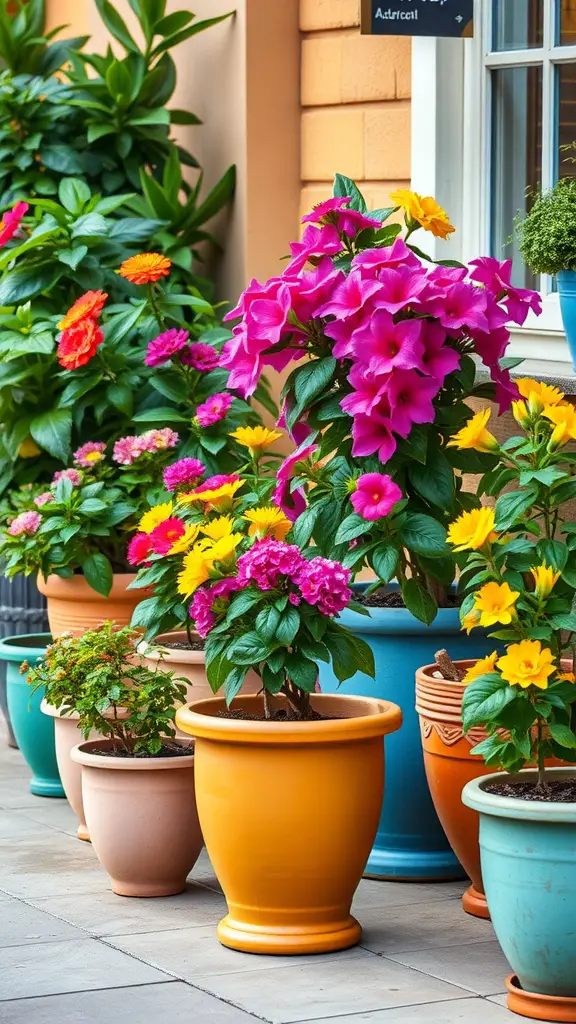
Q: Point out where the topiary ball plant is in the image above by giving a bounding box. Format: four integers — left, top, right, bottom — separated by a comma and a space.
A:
516, 178, 576, 276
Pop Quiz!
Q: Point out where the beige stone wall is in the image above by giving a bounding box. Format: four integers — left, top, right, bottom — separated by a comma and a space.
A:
300, 0, 411, 220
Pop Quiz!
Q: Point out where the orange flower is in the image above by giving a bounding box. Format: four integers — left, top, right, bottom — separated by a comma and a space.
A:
58, 290, 108, 330
57, 319, 103, 370
118, 253, 171, 286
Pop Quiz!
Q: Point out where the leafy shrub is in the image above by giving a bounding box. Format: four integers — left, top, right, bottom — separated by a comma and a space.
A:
516, 178, 576, 276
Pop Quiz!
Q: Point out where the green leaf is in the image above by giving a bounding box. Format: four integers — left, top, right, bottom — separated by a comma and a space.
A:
107, 383, 133, 417
131, 596, 162, 629
401, 578, 437, 626
371, 543, 398, 584
255, 606, 281, 643
284, 653, 318, 691
462, 674, 515, 732
82, 553, 113, 597
548, 723, 576, 749
276, 607, 300, 646
537, 539, 568, 572
334, 513, 371, 545
224, 666, 247, 705
40, 145, 84, 174
494, 489, 537, 531
71, 213, 108, 239
94, 0, 139, 51
30, 409, 72, 461
333, 172, 368, 213
287, 357, 337, 429
228, 632, 273, 666
225, 589, 262, 624
58, 177, 91, 215
132, 407, 189, 423
291, 504, 321, 548
58, 246, 88, 270
409, 449, 455, 508
78, 498, 107, 514
550, 614, 576, 632
400, 514, 448, 558
0, 265, 63, 305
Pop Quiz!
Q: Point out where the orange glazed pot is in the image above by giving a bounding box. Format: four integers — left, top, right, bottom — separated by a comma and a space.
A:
176, 692, 402, 955
37, 573, 143, 637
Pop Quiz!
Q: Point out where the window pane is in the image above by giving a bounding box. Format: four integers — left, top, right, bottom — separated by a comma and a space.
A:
558, 0, 576, 45
491, 66, 542, 288
492, 0, 543, 51
557, 64, 576, 178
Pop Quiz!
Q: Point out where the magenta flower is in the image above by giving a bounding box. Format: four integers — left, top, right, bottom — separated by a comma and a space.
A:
273, 440, 318, 522
489, 363, 520, 414
193, 473, 240, 494
352, 237, 420, 274
425, 281, 488, 332
419, 321, 460, 383
353, 311, 424, 375
73, 441, 106, 468
286, 223, 343, 273
386, 370, 441, 435
323, 308, 368, 359
0, 201, 28, 247
316, 270, 381, 321
8, 510, 42, 537
190, 578, 242, 638
277, 401, 314, 445
296, 556, 352, 617
290, 257, 345, 322
341, 364, 391, 417
34, 491, 54, 507
163, 458, 206, 492
373, 266, 428, 315
181, 342, 220, 371
196, 392, 233, 427
237, 538, 306, 590
351, 410, 398, 464
145, 328, 190, 367
338, 208, 381, 238
301, 196, 351, 224
149, 517, 187, 555
127, 532, 152, 566
351, 473, 403, 521
471, 256, 542, 325
53, 468, 82, 487
471, 325, 510, 373
113, 435, 143, 466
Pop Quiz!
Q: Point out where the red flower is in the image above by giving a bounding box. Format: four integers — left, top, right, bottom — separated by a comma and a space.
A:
127, 533, 153, 566
149, 517, 187, 555
58, 290, 108, 330
57, 319, 103, 370
0, 201, 28, 247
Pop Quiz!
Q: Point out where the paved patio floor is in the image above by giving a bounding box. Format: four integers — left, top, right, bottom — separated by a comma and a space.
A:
0, 730, 552, 1023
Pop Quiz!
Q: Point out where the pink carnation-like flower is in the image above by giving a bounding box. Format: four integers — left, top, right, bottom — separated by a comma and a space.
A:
113, 435, 144, 465
181, 342, 220, 372
237, 538, 306, 591
53, 468, 82, 487
113, 429, 179, 465
73, 441, 106, 468
190, 578, 243, 638
8, 510, 42, 537
149, 517, 187, 555
127, 532, 152, 566
0, 201, 28, 247
163, 458, 206, 492
145, 428, 179, 451
296, 557, 352, 617
34, 491, 54, 507
351, 473, 403, 521
145, 328, 190, 367
196, 392, 233, 427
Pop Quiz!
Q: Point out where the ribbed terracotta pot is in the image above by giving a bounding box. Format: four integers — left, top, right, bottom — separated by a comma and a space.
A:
71, 739, 202, 897
176, 692, 402, 955
36, 573, 143, 638
415, 661, 494, 919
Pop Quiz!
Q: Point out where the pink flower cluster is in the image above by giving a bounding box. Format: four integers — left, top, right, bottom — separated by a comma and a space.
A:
73, 441, 106, 468
113, 428, 179, 466
145, 330, 221, 372
8, 510, 41, 537
190, 578, 242, 638
182, 343, 220, 372
163, 458, 206, 492
195, 392, 233, 428
127, 532, 152, 566
53, 468, 82, 487
34, 491, 54, 507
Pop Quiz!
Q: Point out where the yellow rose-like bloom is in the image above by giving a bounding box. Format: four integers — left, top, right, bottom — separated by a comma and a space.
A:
530, 563, 561, 600
200, 516, 235, 541
558, 671, 576, 683
517, 378, 564, 407
497, 640, 556, 690
183, 480, 244, 511
462, 609, 481, 634
447, 409, 499, 454
177, 540, 216, 598
511, 400, 531, 429
229, 426, 282, 455
464, 651, 499, 684
447, 507, 497, 552
473, 581, 519, 627
390, 189, 455, 239
209, 533, 243, 565
543, 403, 576, 447
243, 506, 292, 541
138, 501, 173, 535
168, 524, 200, 556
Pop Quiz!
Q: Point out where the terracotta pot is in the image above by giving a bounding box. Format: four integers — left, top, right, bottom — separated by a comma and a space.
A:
138, 630, 261, 705
71, 739, 202, 897
36, 573, 143, 638
176, 692, 402, 955
506, 974, 576, 1023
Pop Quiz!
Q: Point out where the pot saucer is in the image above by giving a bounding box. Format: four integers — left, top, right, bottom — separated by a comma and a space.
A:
462, 883, 490, 920
506, 974, 576, 1022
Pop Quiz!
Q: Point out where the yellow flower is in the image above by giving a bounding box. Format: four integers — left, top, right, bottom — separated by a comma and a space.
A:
183, 480, 244, 511
447, 507, 497, 552
18, 437, 41, 458
464, 651, 499, 684
558, 671, 576, 683
177, 541, 216, 598
138, 501, 173, 535
200, 516, 235, 541
511, 400, 530, 429
168, 524, 200, 555
209, 533, 243, 565
531, 563, 561, 600
474, 581, 519, 627
229, 426, 282, 455
390, 188, 455, 239
497, 640, 556, 690
447, 409, 499, 454
517, 378, 564, 409
462, 609, 481, 634
543, 403, 576, 447
243, 506, 292, 541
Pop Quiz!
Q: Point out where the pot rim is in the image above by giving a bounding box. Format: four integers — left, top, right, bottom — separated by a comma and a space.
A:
40, 699, 130, 723
417, 660, 479, 684
137, 630, 205, 665
36, 572, 139, 600
71, 737, 195, 770
176, 693, 403, 745
462, 768, 576, 822
0, 632, 51, 660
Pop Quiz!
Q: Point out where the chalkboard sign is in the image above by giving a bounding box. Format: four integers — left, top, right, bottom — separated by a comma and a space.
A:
360, 0, 474, 38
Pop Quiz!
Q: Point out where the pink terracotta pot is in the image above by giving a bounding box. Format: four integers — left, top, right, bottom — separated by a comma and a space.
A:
71, 739, 203, 897
138, 631, 261, 705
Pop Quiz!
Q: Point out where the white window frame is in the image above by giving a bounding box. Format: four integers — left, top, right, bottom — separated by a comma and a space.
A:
411, 0, 576, 375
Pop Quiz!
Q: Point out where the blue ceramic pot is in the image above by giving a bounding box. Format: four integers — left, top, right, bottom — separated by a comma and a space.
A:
319, 590, 497, 879
463, 770, 576, 998
557, 270, 576, 371
1, 633, 64, 797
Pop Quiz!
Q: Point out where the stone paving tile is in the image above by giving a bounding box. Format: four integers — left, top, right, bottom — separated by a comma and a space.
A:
29, 882, 227, 936
358, 896, 495, 954
188, 847, 223, 892
0, 808, 58, 839
0, 776, 49, 809
0, 936, 171, 1000
352, 877, 467, 910
0, 895, 83, 947
0, 831, 109, 899
293, 996, 539, 1022
0, 981, 261, 1024
105, 924, 365, 979
12, 801, 78, 836
190, 953, 471, 1023
387, 938, 510, 996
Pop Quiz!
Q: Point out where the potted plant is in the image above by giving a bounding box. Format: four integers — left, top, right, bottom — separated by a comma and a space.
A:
220, 172, 542, 880
0, 631, 63, 796
42, 622, 204, 897
457, 388, 576, 1018
516, 177, 576, 369
169, 496, 402, 954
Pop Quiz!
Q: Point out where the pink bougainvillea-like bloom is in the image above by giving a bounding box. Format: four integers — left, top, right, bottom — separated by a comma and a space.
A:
353, 311, 424, 376
113, 435, 145, 465
113, 428, 179, 465
424, 281, 488, 333
193, 473, 240, 494
301, 196, 379, 238
163, 458, 206, 492
8, 510, 42, 537
273, 441, 319, 522
340, 365, 391, 418
190, 578, 243, 638
301, 196, 351, 224
469, 256, 542, 326
352, 237, 420, 274
34, 491, 54, 507
237, 538, 306, 591
0, 201, 28, 247
296, 556, 352, 617
127, 532, 153, 566
73, 441, 106, 468
196, 392, 233, 427
352, 410, 398, 464
53, 468, 82, 487
386, 370, 441, 436
181, 342, 220, 372
316, 270, 381, 321
286, 223, 343, 274
146, 428, 179, 451
373, 266, 428, 315
145, 328, 190, 367
419, 321, 461, 383
351, 473, 403, 521
149, 517, 187, 555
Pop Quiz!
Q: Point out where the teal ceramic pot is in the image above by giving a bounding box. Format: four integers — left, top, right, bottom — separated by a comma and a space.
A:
557, 270, 576, 372
318, 589, 497, 879
0, 573, 48, 746
1, 633, 64, 797
463, 769, 576, 997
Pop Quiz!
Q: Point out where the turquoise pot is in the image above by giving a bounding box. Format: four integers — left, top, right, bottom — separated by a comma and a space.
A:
463, 770, 576, 997
318, 590, 497, 879
557, 270, 576, 372
1, 633, 64, 797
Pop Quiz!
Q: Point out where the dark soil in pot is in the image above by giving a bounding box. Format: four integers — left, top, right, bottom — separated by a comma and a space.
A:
487, 778, 576, 802
361, 590, 460, 609
90, 742, 194, 759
